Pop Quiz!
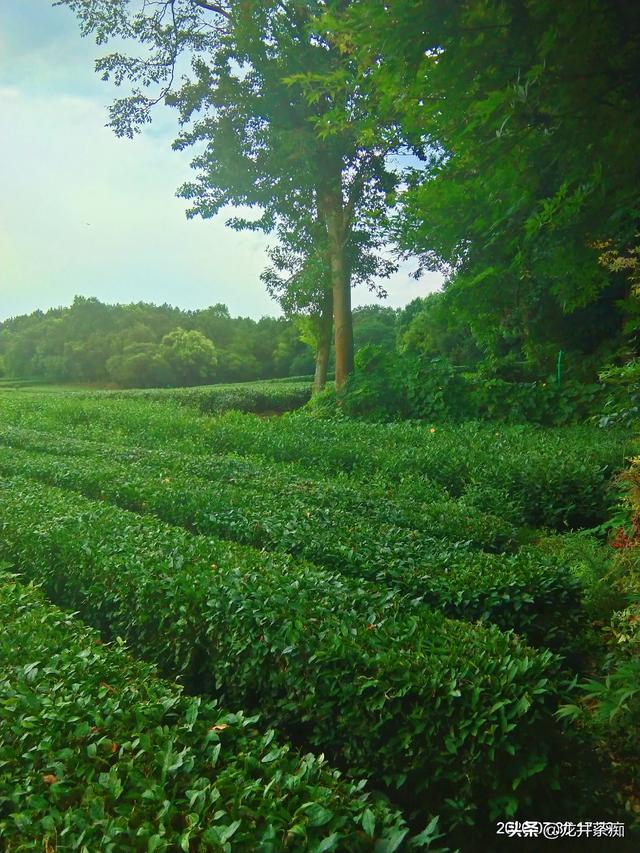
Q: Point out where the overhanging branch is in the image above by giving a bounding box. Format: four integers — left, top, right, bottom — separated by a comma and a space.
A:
191, 0, 230, 18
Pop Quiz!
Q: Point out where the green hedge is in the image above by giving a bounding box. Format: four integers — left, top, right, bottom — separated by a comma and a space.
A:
0, 438, 592, 651
0, 574, 416, 852
0, 395, 628, 528
62, 379, 313, 414
200, 416, 626, 529
0, 477, 578, 841
0, 425, 516, 553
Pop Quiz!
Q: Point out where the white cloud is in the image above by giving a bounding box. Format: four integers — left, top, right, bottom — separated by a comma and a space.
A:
0, 0, 443, 321
0, 86, 276, 319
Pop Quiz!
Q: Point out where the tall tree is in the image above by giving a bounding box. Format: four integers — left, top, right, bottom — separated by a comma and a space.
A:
261, 199, 393, 392
59, 0, 397, 389
260, 210, 335, 393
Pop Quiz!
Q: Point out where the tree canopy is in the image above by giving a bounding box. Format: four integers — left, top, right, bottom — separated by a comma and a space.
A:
318, 0, 640, 374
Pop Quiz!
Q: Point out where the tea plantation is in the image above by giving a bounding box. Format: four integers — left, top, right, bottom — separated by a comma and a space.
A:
0, 390, 636, 851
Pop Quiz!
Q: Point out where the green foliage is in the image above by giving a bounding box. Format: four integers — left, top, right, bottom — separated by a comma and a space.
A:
402, 358, 472, 423
399, 293, 482, 367
0, 394, 628, 530
556, 459, 640, 836
0, 425, 515, 553
342, 351, 608, 426
0, 574, 415, 852
527, 532, 623, 624
0, 389, 631, 842
160, 327, 218, 385
72, 379, 314, 414
340, 351, 475, 423
304, 385, 344, 419
596, 360, 640, 429
31, 0, 640, 833
0, 297, 313, 387
105, 341, 174, 388
353, 307, 399, 353
341, 345, 408, 420
465, 378, 606, 426
0, 425, 596, 653
322, 0, 640, 370
558, 596, 640, 835
0, 475, 583, 841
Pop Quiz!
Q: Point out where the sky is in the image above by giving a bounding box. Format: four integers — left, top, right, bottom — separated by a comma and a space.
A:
0, 0, 443, 322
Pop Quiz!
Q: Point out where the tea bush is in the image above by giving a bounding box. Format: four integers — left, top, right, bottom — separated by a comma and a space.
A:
0, 439, 591, 650
0, 477, 579, 840
523, 532, 623, 623
0, 574, 420, 852
0, 425, 516, 552
64, 378, 312, 414
0, 395, 628, 528
558, 459, 640, 837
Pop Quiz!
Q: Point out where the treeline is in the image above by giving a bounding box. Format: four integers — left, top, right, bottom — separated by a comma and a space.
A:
0, 297, 310, 386
0, 297, 399, 388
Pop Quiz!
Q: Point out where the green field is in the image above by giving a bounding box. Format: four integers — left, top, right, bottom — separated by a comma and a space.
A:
0, 378, 313, 413
0, 388, 635, 851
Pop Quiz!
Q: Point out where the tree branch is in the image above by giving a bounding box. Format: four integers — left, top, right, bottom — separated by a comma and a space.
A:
191, 0, 230, 18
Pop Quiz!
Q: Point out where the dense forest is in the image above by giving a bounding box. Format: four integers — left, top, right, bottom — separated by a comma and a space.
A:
0, 297, 314, 386
0, 297, 396, 387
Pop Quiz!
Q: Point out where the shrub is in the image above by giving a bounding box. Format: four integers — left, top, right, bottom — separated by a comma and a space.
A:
465, 377, 606, 426
0, 426, 517, 554
596, 360, 640, 429
342, 353, 473, 422
0, 477, 579, 842
0, 574, 416, 852
0, 396, 628, 529
2, 380, 313, 415
78, 379, 312, 413
340, 353, 607, 426
557, 460, 640, 838
0, 434, 594, 652
526, 532, 623, 623
340, 346, 409, 420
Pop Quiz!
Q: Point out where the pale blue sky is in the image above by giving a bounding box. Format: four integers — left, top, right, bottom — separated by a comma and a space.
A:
0, 0, 442, 321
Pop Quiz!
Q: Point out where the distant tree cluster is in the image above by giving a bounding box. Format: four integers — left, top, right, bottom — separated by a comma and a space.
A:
0, 298, 400, 388
0, 297, 315, 387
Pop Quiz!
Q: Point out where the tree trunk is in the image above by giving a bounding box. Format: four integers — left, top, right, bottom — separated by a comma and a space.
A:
313, 288, 333, 394
324, 196, 353, 392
